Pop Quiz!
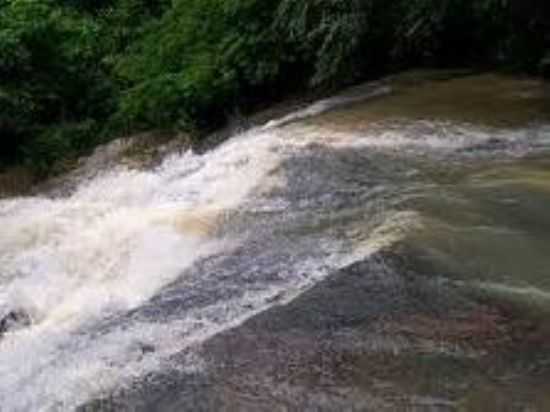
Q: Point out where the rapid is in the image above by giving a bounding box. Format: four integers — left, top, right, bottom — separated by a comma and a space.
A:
1, 72, 550, 411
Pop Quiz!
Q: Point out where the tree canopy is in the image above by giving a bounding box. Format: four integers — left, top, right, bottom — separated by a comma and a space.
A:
1, 0, 548, 174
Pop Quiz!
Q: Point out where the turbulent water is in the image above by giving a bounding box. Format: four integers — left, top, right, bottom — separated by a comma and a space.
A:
1, 73, 550, 411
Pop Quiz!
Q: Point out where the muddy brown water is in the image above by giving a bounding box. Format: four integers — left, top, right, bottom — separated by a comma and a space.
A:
201, 74, 550, 411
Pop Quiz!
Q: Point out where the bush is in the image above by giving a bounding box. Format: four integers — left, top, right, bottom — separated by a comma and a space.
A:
114, 0, 286, 131
22, 120, 99, 176
1, 0, 549, 175
275, 0, 397, 85
0, 0, 113, 169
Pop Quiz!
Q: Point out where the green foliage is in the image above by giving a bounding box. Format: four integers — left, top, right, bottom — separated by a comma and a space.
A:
24, 120, 99, 176
275, 0, 394, 85
0, 0, 113, 169
0, 0, 548, 175
395, 0, 549, 69
115, 0, 285, 131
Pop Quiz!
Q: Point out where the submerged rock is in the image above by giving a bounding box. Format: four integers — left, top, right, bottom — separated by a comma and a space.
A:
0, 309, 32, 339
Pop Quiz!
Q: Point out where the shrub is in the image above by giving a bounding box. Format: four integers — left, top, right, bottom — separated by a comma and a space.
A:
0, 0, 113, 169
1, 0, 549, 174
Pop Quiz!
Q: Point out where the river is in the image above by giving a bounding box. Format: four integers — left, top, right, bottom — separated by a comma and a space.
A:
1, 72, 549, 411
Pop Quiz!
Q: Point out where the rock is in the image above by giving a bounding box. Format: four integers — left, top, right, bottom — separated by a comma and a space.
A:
0, 310, 32, 339
138, 343, 156, 355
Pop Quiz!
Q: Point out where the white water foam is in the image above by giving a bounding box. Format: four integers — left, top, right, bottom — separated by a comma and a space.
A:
0, 126, 299, 409
277, 121, 550, 154
263, 84, 392, 130
474, 282, 550, 304
0, 118, 415, 410
0, 129, 285, 329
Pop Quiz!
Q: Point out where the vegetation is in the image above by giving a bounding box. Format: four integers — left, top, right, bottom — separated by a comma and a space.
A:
0, 0, 548, 175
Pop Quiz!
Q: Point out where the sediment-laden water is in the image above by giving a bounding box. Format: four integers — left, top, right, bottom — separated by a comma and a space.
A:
1, 73, 550, 411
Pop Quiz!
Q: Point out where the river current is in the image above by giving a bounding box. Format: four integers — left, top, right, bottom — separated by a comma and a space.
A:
1, 72, 550, 411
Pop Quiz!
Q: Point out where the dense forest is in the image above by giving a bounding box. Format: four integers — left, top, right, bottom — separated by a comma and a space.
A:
1, 0, 549, 175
